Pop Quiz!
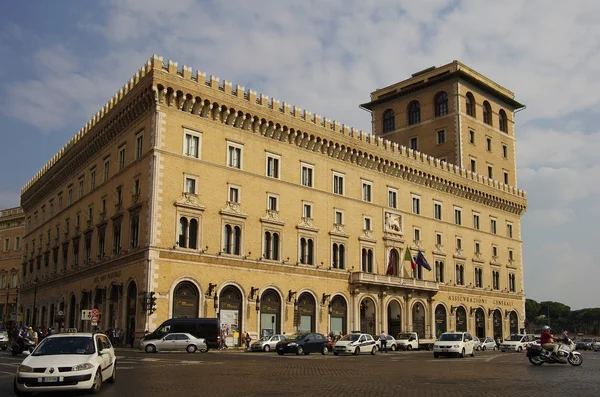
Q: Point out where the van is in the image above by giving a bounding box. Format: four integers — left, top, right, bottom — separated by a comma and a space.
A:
143, 318, 220, 349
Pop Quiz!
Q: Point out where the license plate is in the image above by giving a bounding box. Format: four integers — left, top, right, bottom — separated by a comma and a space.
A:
441, 349, 448, 352
41, 377, 59, 383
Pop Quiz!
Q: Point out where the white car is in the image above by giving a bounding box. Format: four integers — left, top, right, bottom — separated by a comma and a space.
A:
140, 332, 207, 353
433, 332, 476, 358
500, 334, 536, 352
593, 341, 600, 352
479, 337, 498, 351
333, 333, 378, 355
375, 334, 398, 351
14, 332, 116, 396
250, 334, 286, 352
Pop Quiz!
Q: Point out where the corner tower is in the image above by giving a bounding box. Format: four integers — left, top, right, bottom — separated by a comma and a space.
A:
360, 61, 525, 187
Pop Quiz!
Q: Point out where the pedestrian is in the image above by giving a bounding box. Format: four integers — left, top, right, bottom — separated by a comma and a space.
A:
130, 329, 135, 348
379, 331, 388, 353
245, 331, 251, 350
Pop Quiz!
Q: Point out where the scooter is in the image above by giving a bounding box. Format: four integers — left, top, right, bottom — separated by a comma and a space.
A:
526, 337, 582, 366
9, 336, 35, 356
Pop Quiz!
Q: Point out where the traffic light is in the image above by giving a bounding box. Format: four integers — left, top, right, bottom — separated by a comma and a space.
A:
149, 292, 157, 314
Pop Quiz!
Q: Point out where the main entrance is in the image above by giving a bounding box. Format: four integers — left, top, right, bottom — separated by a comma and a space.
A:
259, 289, 281, 336
297, 292, 316, 333
435, 305, 447, 337
455, 306, 467, 332
172, 281, 199, 318
412, 302, 425, 338
509, 311, 519, 335
492, 309, 503, 339
219, 286, 243, 347
329, 296, 347, 336
360, 297, 376, 336
387, 300, 401, 337
475, 308, 486, 338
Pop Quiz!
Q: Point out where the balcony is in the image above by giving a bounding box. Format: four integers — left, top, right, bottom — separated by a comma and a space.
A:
114, 202, 123, 214
350, 272, 439, 292
131, 192, 141, 205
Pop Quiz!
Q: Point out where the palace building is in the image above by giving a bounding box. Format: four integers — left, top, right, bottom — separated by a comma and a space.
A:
18, 55, 527, 346
0, 207, 24, 322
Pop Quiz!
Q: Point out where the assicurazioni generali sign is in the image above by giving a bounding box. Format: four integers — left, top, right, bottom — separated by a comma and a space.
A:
447, 295, 517, 307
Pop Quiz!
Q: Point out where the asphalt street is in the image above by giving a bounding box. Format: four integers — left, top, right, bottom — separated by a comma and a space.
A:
1, 347, 599, 396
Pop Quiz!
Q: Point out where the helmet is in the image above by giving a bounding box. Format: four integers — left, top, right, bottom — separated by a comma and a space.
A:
542, 325, 551, 332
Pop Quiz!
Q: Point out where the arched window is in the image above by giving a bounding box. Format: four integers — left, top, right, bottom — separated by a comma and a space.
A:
223, 224, 242, 254
332, 243, 345, 269
173, 281, 199, 318
498, 109, 508, 132
434, 92, 448, 117
465, 92, 475, 117
264, 232, 272, 259
382, 109, 395, 133
233, 226, 241, 255
223, 224, 232, 253
188, 219, 198, 249
299, 237, 314, 265
367, 249, 373, 273
332, 244, 339, 268
389, 248, 399, 276
339, 244, 345, 269
435, 260, 444, 282
407, 101, 420, 125
263, 232, 280, 260
178, 217, 188, 248
483, 101, 492, 125
361, 248, 368, 272
307, 239, 314, 265
272, 232, 279, 260
300, 238, 307, 264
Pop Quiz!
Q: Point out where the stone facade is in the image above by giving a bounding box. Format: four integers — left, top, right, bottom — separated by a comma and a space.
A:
0, 207, 24, 322
18, 55, 527, 346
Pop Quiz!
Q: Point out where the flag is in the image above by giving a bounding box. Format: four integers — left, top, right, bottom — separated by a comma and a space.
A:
386, 250, 394, 275
404, 247, 417, 270
416, 250, 432, 271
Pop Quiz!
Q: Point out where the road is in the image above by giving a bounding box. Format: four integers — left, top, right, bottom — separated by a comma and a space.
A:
1, 347, 599, 396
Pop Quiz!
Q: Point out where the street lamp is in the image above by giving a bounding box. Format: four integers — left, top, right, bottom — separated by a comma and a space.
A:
32, 277, 39, 327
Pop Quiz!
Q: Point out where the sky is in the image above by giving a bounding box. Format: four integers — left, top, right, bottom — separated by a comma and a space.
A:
1, 0, 599, 310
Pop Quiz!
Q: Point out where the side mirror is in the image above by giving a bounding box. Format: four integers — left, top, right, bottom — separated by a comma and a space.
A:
97, 350, 104, 356
23, 350, 31, 356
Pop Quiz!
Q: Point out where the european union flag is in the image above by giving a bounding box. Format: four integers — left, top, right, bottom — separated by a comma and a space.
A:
416, 250, 431, 271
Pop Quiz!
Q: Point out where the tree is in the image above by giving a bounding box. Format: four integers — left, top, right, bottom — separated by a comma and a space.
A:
525, 299, 540, 322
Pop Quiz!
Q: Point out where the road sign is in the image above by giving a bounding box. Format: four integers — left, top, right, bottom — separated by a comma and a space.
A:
91, 321, 98, 327
91, 308, 99, 322
81, 310, 92, 321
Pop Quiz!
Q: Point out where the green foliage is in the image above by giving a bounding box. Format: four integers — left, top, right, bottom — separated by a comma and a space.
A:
526, 298, 600, 335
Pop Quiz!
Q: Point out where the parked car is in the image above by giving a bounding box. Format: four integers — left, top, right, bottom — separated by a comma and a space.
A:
472, 337, 481, 351
14, 332, 116, 395
0, 322, 8, 350
396, 332, 436, 351
143, 317, 220, 350
250, 334, 286, 352
140, 332, 207, 353
479, 337, 498, 351
576, 338, 596, 351
500, 334, 537, 352
276, 333, 329, 356
375, 334, 398, 352
333, 333, 377, 355
592, 340, 600, 352
433, 332, 476, 358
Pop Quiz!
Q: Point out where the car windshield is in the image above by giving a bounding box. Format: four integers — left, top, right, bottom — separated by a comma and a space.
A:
259, 336, 271, 341
397, 333, 413, 339
340, 334, 360, 342
438, 334, 462, 342
582, 338, 594, 342
288, 333, 309, 341
33, 336, 95, 356
506, 334, 524, 342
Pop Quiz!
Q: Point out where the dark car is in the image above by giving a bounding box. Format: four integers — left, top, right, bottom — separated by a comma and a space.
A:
143, 318, 221, 349
576, 338, 595, 351
276, 332, 329, 356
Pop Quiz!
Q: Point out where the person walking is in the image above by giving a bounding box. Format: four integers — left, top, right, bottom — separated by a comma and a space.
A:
379, 331, 388, 353
245, 331, 252, 350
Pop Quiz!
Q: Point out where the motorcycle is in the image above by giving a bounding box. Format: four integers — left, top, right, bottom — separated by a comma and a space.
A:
526, 337, 582, 366
9, 336, 36, 356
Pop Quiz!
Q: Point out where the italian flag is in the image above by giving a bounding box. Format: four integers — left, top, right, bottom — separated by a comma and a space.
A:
404, 247, 417, 270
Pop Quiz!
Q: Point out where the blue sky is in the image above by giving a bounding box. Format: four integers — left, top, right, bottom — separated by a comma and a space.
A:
1, 0, 599, 309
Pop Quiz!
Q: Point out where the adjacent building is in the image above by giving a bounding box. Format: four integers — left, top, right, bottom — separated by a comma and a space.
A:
0, 207, 24, 322
18, 55, 527, 346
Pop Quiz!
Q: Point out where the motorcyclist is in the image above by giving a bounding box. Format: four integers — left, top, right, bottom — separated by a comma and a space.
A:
540, 325, 558, 359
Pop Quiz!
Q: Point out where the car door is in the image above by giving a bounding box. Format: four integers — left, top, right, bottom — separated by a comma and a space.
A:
465, 333, 474, 354
95, 336, 111, 379
162, 334, 178, 351
176, 334, 191, 350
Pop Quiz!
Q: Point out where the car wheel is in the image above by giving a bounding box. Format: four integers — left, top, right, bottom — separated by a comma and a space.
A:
186, 344, 197, 353
460, 348, 465, 358
107, 362, 116, 384
371, 346, 377, 355
264, 345, 271, 352
391, 344, 397, 351
353, 347, 360, 356
493, 346, 498, 351
518, 346, 523, 352
296, 346, 304, 356
433, 353, 439, 359
482, 345, 486, 351
277, 351, 284, 355
145, 344, 156, 353
89, 369, 102, 394
470, 349, 475, 357
406, 345, 413, 351
13, 378, 32, 397
322, 346, 329, 355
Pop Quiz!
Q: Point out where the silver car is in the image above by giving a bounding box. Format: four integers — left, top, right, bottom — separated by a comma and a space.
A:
479, 337, 498, 351
140, 332, 207, 353
250, 334, 286, 352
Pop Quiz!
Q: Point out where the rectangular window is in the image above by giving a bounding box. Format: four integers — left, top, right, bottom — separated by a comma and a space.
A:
135, 133, 144, 159
363, 217, 372, 231
301, 163, 314, 187
503, 171, 509, 185
492, 245, 498, 257
303, 202, 312, 218
409, 137, 418, 150
362, 180, 372, 202
475, 241, 481, 253
473, 213, 480, 230
227, 142, 243, 169
456, 237, 462, 250
388, 188, 398, 208
469, 130, 475, 144
436, 233, 442, 246
130, 214, 140, 248
266, 154, 280, 178
502, 144, 508, 158
228, 185, 240, 203
334, 210, 343, 225
490, 218, 497, 234
486, 137, 492, 151
508, 249, 514, 261
15, 236, 21, 250
103, 158, 110, 182
433, 201, 442, 220
78, 179, 84, 199
413, 228, 421, 242
184, 133, 200, 158
118, 146, 126, 171
487, 165, 493, 179
98, 228, 106, 259
67, 188, 73, 206
470, 159, 476, 173
268, 195, 278, 211
333, 172, 345, 195
49, 201, 54, 217
412, 195, 421, 215
454, 207, 462, 225
3, 238, 8, 252
507, 223, 513, 238
437, 129, 446, 144
185, 177, 196, 194
90, 168, 96, 190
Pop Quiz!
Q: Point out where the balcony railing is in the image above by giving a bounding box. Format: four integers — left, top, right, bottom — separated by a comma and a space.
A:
350, 272, 439, 292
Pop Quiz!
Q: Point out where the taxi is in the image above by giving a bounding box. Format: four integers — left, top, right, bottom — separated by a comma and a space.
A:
14, 332, 116, 396
333, 332, 378, 355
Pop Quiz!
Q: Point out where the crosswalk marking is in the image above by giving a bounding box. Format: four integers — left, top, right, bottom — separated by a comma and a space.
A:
140, 358, 161, 362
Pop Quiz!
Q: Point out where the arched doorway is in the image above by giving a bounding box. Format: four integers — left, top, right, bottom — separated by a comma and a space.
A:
68, 294, 76, 329
412, 302, 426, 338
297, 292, 316, 333
493, 309, 503, 339
475, 308, 486, 338
329, 296, 347, 336
172, 281, 199, 318
108, 284, 122, 329
219, 286, 243, 347
259, 289, 281, 336
387, 300, 401, 337
126, 281, 137, 347
360, 297, 376, 335
435, 305, 447, 337
389, 249, 400, 276
509, 311, 519, 335
455, 306, 467, 332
